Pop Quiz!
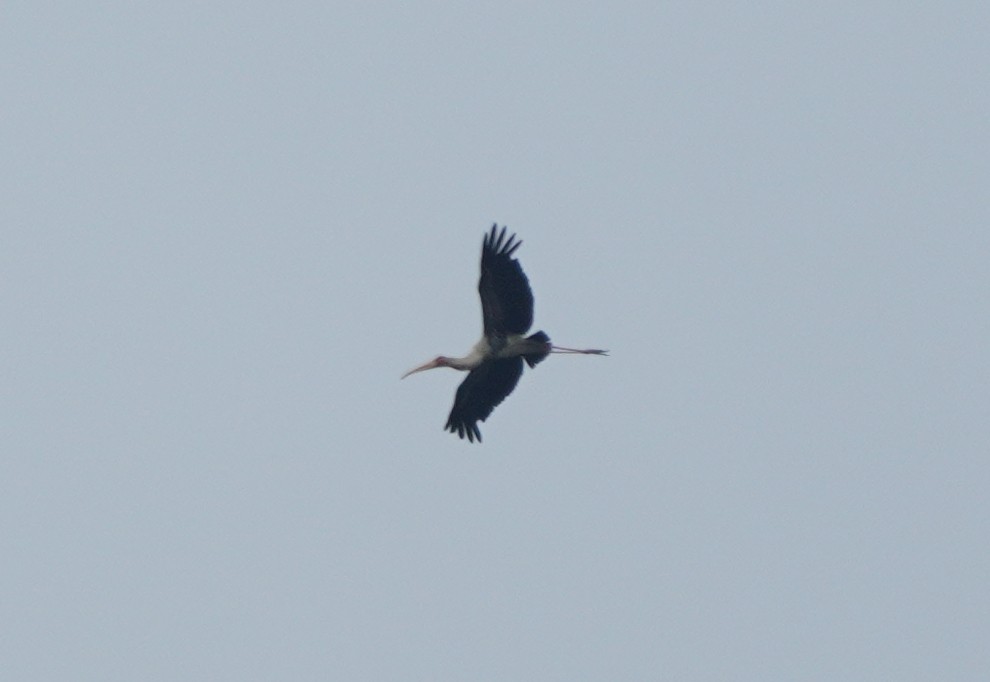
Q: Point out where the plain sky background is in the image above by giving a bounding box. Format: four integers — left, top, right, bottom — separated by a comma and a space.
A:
2, 2, 987, 680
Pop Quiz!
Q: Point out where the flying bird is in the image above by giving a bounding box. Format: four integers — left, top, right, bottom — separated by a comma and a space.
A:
402, 224, 607, 442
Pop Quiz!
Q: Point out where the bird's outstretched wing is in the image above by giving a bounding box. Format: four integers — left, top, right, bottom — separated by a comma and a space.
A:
479, 224, 534, 337
445, 357, 524, 443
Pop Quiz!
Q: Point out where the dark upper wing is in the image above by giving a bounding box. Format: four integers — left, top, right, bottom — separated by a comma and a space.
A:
444, 357, 524, 443
478, 224, 534, 337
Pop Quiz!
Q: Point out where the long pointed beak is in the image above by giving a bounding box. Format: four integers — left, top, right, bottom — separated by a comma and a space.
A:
401, 358, 441, 379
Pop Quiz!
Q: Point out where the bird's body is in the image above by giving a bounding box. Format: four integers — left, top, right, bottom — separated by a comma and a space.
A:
403, 225, 606, 442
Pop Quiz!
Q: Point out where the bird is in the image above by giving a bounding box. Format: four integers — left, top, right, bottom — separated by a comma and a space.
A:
402, 224, 607, 442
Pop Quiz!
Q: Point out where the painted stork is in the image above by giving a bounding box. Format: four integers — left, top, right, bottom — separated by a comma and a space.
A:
402, 224, 607, 442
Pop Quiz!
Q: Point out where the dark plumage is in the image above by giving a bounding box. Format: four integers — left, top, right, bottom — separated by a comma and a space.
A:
479, 225, 533, 338
444, 225, 542, 442
445, 357, 524, 443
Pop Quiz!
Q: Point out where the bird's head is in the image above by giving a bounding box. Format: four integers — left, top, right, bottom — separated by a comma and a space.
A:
401, 356, 450, 379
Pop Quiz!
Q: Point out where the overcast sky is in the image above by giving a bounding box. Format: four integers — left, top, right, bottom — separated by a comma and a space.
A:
2, 2, 987, 680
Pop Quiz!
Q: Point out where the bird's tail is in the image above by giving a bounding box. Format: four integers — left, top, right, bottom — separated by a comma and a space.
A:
524, 331, 551, 368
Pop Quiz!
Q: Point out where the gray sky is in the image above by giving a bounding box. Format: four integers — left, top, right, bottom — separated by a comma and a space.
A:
3, 2, 987, 680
